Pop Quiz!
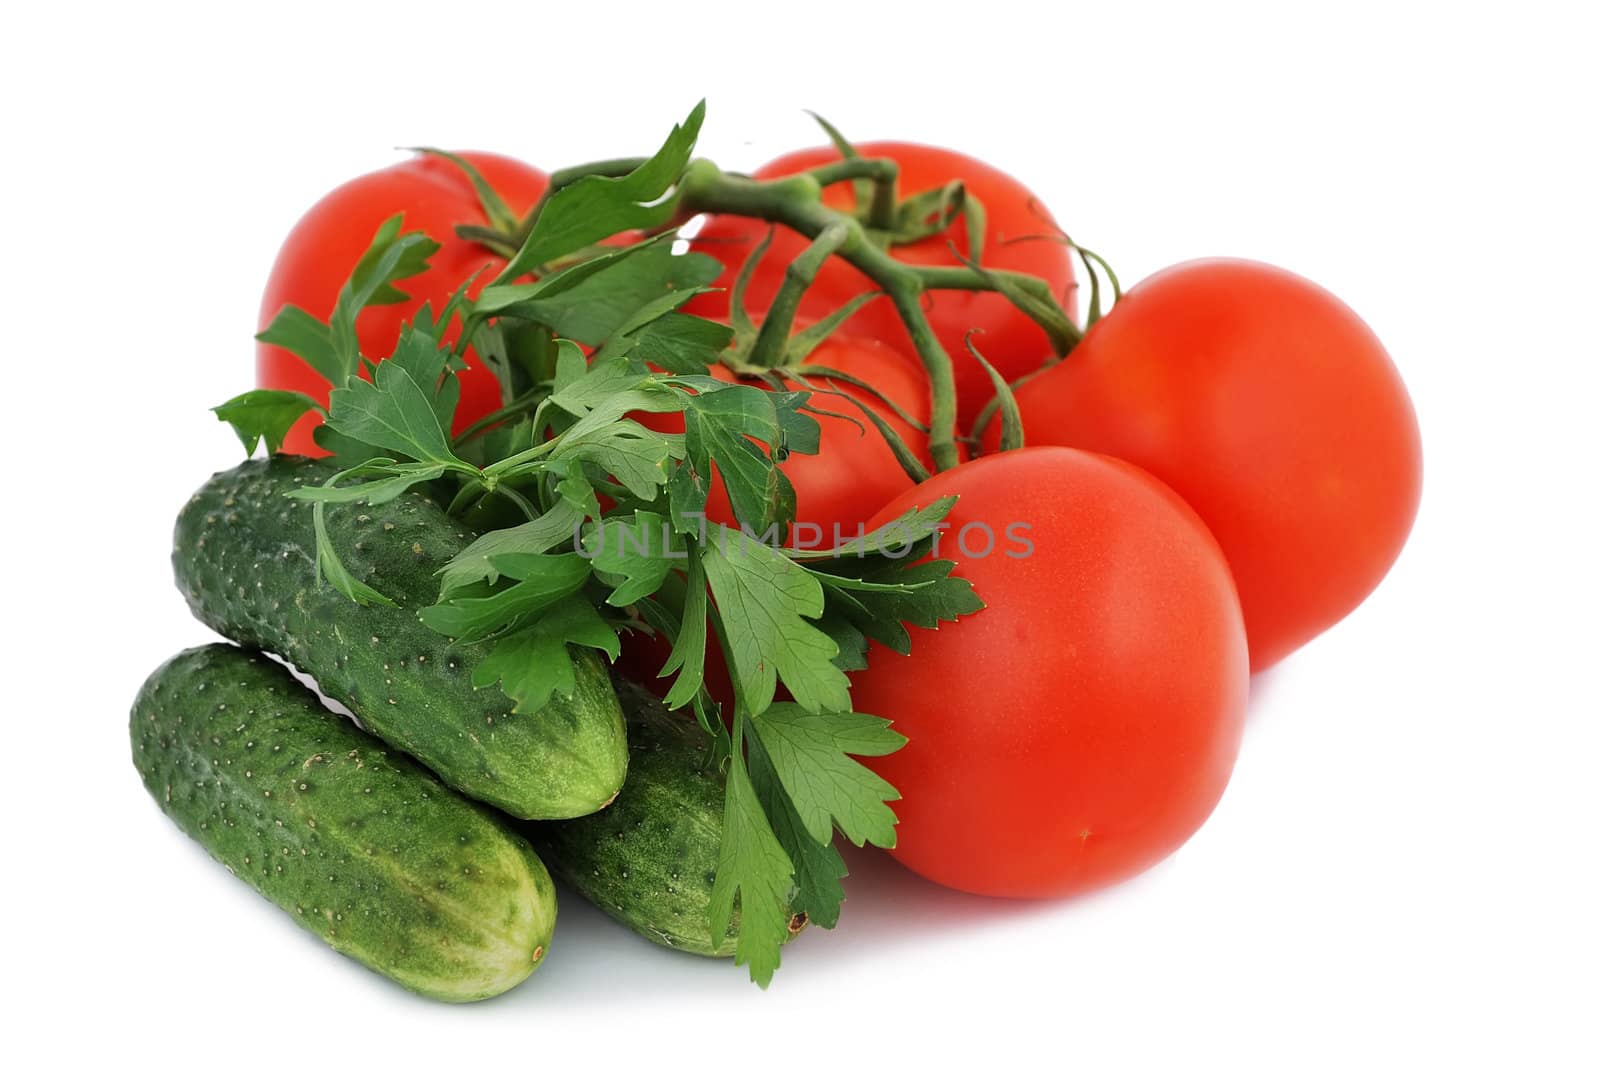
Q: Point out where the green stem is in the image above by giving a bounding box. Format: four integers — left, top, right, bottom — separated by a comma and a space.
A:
453, 224, 520, 258
805, 157, 898, 229
679, 162, 963, 471
914, 263, 1052, 297
747, 223, 851, 369
452, 390, 546, 446
492, 480, 540, 521
480, 435, 560, 479
912, 265, 1082, 351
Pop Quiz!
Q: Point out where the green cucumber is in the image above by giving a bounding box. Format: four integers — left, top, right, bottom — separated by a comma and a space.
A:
528, 677, 807, 956
172, 457, 626, 819
131, 644, 556, 1002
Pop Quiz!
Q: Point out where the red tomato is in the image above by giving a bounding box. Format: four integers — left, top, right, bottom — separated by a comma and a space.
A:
989, 259, 1422, 671
688, 142, 1075, 428
639, 332, 934, 542
257, 152, 548, 455
847, 447, 1249, 899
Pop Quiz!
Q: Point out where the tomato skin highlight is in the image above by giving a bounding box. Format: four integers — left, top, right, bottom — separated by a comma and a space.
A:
688, 142, 1075, 428
992, 259, 1422, 671
847, 447, 1249, 899
256, 151, 548, 455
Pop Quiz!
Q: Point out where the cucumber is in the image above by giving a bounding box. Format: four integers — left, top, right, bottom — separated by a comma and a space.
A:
130, 644, 556, 1002
527, 677, 808, 956
172, 457, 626, 819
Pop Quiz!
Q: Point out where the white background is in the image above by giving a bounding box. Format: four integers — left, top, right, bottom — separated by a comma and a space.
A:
4, 1, 1596, 1066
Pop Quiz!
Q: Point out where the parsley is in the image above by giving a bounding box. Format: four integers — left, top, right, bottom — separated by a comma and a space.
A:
709, 735, 795, 987
471, 596, 622, 713
211, 389, 319, 456
700, 526, 849, 717
746, 704, 905, 849
215, 101, 986, 986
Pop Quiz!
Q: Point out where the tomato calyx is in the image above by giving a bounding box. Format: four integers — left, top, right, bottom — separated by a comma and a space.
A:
801, 114, 981, 255
965, 241, 1126, 450
402, 148, 527, 257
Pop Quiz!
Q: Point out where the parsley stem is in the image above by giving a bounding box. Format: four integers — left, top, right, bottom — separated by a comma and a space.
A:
453, 224, 520, 258
453, 391, 545, 447
480, 436, 560, 478
491, 481, 540, 521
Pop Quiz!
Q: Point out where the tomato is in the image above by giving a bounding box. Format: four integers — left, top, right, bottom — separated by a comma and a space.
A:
639, 331, 934, 542
989, 259, 1422, 671
847, 447, 1249, 899
257, 152, 548, 455
688, 142, 1075, 428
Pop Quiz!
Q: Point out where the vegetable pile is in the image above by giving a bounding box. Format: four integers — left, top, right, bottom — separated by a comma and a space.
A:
132, 102, 1422, 999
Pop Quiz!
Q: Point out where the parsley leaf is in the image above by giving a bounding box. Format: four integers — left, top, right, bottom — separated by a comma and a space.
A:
562, 422, 678, 501
498, 101, 706, 277
284, 460, 448, 506
614, 311, 732, 374
419, 553, 592, 642
212, 389, 319, 456
254, 307, 340, 387
682, 383, 800, 533
699, 526, 849, 716
788, 495, 960, 560
708, 735, 795, 989
584, 511, 683, 605
385, 325, 461, 428
345, 213, 443, 308
816, 558, 984, 656
659, 553, 710, 709
436, 501, 587, 597
325, 328, 468, 469
255, 215, 440, 388
746, 728, 849, 929
471, 596, 622, 713
478, 239, 720, 346
309, 496, 394, 608
747, 704, 906, 848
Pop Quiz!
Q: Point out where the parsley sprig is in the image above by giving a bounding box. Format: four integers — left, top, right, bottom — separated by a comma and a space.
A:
217, 102, 984, 985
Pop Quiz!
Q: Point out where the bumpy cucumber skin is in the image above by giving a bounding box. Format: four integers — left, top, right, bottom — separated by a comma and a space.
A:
528, 678, 806, 956
172, 457, 626, 820
131, 645, 556, 1002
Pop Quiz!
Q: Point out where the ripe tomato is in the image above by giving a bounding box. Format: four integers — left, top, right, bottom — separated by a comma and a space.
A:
688, 142, 1075, 428
847, 447, 1249, 899
990, 259, 1422, 671
639, 331, 934, 542
257, 152, 548, 455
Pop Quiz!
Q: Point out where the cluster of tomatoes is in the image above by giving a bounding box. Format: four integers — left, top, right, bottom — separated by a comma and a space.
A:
257, 139, 1421, 902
